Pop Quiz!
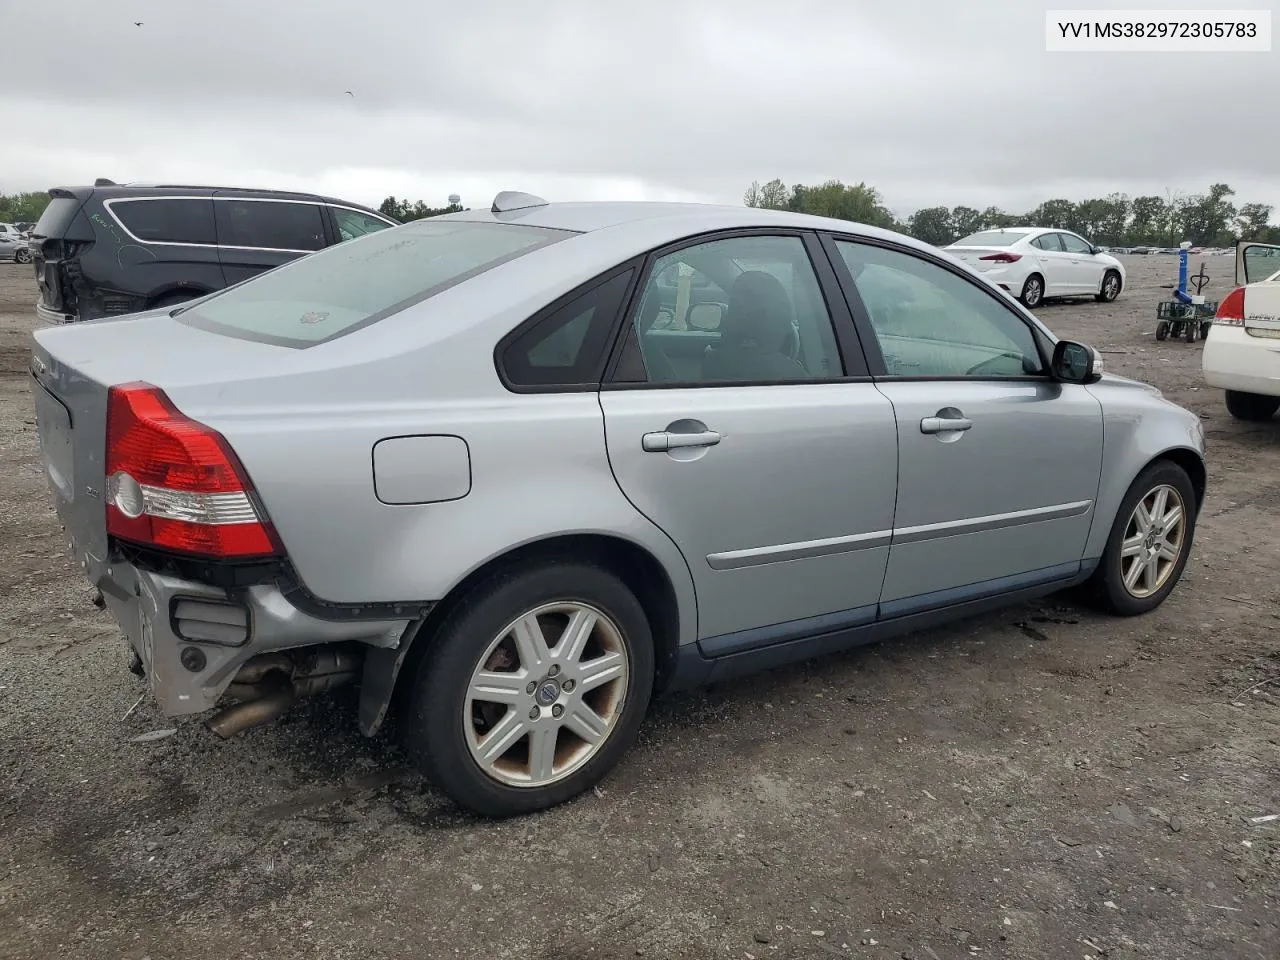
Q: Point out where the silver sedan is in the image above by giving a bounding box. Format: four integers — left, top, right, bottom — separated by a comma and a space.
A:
31, 192, 1206, 817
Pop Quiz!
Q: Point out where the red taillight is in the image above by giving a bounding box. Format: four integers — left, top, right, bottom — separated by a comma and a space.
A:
1213, 287, 1246, 326
105, 382, 281, 559
979, 252, 1022, 263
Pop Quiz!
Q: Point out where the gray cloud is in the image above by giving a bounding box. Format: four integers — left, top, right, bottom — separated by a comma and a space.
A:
3, 0, 1277, 216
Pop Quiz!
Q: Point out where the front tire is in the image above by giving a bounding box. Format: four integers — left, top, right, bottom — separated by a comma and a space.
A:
14, 248, 33, 264
1088, 461, 1197, 616
1096, 270, 1121, 303
1019, 274, 1044, 309
1224, 390, 1280, 422
400, 560, 655, 818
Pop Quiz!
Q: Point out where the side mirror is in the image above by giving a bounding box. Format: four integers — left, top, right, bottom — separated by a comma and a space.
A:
1051, 340, 1102, 384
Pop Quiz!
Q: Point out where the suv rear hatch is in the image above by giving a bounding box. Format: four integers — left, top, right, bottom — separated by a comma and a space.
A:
30, 188, 94, 323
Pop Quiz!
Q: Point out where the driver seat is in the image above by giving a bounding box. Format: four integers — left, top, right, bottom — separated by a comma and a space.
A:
702, 271, 807, 382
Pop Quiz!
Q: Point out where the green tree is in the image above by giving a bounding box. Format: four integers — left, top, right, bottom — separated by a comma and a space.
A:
744, 178, 789, 210
377, 196, 463, 221
907, 206, 955, 245
979, 206, 1014, 230
1027, 198, 1076, 230
950, 206, 983, 238
1174, 183, 1236, 246
1235, 202, 1274, 241
787, 180, 895, 229
0, 191, 52, 225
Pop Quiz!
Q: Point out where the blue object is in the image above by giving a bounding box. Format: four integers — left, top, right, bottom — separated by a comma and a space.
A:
1173, 246, 1193, 304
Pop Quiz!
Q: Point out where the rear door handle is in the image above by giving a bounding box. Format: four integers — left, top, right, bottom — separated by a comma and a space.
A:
642, 430, 722, 452
920, 416, 972, 434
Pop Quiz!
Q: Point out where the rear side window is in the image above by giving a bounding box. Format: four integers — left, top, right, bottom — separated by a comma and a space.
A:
499, 269, 636, 388
109, 198, 216, 245
32, 196, 88, 238
178, 219, 574, 348
215, 199, 326, 251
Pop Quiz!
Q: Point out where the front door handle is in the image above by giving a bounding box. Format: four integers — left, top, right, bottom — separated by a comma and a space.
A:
642, 429, 722, 452
920, 415, 973, 434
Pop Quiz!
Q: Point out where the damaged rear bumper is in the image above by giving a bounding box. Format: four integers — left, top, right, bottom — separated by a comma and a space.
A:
101, 561, 414, 726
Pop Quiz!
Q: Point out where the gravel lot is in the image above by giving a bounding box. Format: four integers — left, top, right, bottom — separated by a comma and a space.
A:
1, 256, 1277, 960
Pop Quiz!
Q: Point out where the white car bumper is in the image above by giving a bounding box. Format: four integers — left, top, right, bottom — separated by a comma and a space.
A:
1202, 325, 1280, 397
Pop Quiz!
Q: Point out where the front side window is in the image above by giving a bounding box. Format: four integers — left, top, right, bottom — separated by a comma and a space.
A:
614, 234, 843, 385
332, 206, 394, 242
215, 200, 326, 251
179, 219, 572, 347
1060, 233, 1093, 255
836, 240, 1044, 379
109, 198, 216, 245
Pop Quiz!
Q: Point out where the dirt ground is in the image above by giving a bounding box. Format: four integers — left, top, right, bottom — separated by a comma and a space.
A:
0, 255, 1277, 960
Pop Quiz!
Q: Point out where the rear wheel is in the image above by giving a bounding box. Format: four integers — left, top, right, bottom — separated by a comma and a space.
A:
14, 248, 32, 264
1155, 320, 1169, 341
1224, 390, 1280, 422
399, 560, 654, 818
1087, 461, 1196, 616
1019, 274, 1044, 309
1096, 270, 1121, 302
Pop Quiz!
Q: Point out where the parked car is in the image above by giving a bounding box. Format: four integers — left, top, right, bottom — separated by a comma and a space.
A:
1202, 240, 1280, 420
945, 227, 1126, 308
28, 180, 398, 324
31, 193, 1206, 817
0, 233, 32, 263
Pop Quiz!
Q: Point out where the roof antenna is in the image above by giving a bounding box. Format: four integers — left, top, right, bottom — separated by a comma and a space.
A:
491, 190, 548, 213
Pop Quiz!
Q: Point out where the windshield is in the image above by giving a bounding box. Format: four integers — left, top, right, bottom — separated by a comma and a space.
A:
953, 230, 1030, 247
177, 219, 574, 347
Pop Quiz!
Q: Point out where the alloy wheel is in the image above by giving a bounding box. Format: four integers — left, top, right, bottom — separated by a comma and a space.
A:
464, 601, 629, 788
1120, 483, 1186, 598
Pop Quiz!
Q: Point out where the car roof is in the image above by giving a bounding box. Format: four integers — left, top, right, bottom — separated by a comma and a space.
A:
49, 182, 386, 212
434, 200, 940, 252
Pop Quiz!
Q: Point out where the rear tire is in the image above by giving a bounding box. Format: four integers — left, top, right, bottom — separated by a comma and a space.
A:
1155, 320, 1169, 341
1224, 390, 1280, 422
1086, 461, 1197, 617
1019, 274, 1044, 309
399, 560, 655, 818
1095, 270, 1121, 303
14, 248, 33, 264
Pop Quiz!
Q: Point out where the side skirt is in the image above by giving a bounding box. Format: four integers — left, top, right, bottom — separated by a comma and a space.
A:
665, 560, 1097, 690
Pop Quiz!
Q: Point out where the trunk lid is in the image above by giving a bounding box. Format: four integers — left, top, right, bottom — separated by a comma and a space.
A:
1243, 282, 1280, 337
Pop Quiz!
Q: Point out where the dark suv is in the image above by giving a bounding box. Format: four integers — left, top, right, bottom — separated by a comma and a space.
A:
29, 181, 398, 323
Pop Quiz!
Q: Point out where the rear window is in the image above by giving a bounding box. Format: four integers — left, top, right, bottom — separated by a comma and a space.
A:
177, 219, 574, 348
109, 198, 217, 245
216, 199, 326, 251
953, 231, 1030, 247
32, 196, 87, 238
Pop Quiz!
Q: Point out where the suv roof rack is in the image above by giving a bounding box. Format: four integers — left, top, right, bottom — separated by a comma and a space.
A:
94, 178, 117, 186
491, 191, 548, 214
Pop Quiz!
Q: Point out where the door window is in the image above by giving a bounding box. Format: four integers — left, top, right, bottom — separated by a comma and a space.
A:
216, 200, 326, 251
835, 240, 1044, 379
612, 235, 844, 385
499, 269, 636, 388
1031, 233, 1064, 252
109, 198, 216, 245
1060, 233, 1092, 255
332, 207, 394, 242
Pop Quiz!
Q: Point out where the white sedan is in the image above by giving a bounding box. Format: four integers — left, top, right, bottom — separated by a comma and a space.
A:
945, 228, 1126, 309
1202, 241, 1280, 421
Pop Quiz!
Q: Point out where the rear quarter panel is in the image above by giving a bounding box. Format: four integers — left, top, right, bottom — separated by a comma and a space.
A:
1082, 375, 1206, 560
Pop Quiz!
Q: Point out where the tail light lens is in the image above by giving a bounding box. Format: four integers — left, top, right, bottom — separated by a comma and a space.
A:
979, 252, 1022, 263
1213, 287, 1246, 326
105, 382, 282, 559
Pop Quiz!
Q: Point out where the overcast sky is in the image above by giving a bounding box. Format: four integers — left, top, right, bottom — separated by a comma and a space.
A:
3, 0, 1277, 219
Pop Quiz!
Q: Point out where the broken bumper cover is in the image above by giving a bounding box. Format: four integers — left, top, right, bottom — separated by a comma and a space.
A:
100, 561, 413, 717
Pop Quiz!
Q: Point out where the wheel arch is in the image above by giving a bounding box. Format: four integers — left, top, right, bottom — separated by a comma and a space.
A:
360, 531, 689, 736
146, 283, 216, 308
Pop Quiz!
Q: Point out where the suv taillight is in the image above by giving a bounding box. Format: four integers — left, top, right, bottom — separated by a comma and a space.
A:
105, 382, 281, 559
1213, 287, 1246, 326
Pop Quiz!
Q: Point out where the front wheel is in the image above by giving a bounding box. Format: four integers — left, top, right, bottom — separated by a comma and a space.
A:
1019, 274, 1044, 309
14, 248, 33, 264
399, 560, 655, 818
1087, 461, 1197, 616
1225, 390, 1280, 422
1096, 270, 1122, 303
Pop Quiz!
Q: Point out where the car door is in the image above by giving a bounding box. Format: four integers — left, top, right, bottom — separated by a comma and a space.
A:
1028, 232, 1073, 296
1238, 240, 1280, 286
213, 196, 327, 285
1059, 231, 1102, 293
824, 235, 1104, 610
599, 231, 899, 647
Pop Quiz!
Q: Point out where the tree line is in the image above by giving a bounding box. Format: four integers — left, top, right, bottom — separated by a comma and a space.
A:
0, 191, 52, 226
744, 178, 1280, 247
377, 196, 466, 221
